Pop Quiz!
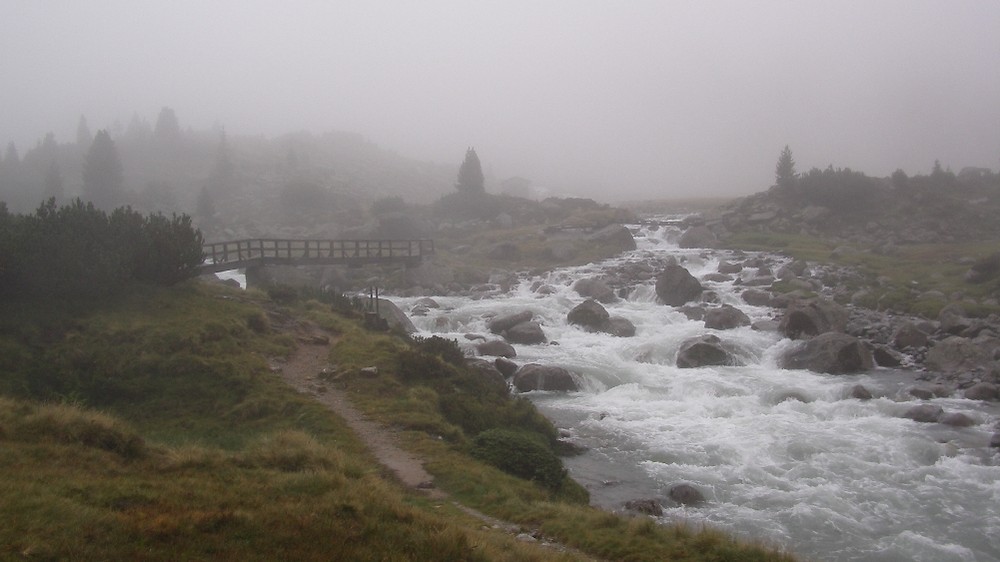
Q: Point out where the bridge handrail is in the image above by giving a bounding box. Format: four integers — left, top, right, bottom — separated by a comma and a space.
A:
202, 238, 435, 266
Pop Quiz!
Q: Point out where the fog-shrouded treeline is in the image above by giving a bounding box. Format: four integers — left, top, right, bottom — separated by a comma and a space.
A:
0, 107, 457, 240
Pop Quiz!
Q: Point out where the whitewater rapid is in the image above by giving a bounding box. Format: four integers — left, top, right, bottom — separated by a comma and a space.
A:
395, 222, 1000, 562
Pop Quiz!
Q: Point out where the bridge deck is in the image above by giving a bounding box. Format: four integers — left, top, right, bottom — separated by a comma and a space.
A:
200, 238, 434, 273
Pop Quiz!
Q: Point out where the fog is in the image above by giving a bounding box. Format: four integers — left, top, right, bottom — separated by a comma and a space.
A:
2, 1, 999, 201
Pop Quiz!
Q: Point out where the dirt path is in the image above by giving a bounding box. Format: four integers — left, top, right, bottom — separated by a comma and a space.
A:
275, 332, 446, 499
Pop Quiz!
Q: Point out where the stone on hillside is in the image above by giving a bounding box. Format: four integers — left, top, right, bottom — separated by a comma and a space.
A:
902, 404, 944, 423
893, 322, 929, 350
476, 340, 517, 358
655, 264, 704, 306
703, 304, 751, 330
925, 336, 993, 373
778, 298, 849, 340
963, 382, 999, 401
573, 278, 617, 304
488, 310, 533, 334
964, 252, 1000, 284
513, 363, 579, 392
678, 226, 718, 249
668, 484, 705, 506
779, 332, 873, 374
676, 334, 738, 368
567, 299, 610, 331
504, 321, 547, 345
938, 303, 973, 335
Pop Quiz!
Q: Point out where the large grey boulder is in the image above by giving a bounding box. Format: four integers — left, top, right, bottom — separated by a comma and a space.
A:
703, 304, 751, 330
741, 288, 772, 306
513, 364, 579, 392
375, 299, 417, 333
963, 382, 999, 401
780, 332, 874, 374
567, 299, 611, 330
668, 484, 706, 506
586, 224, 637, 252
572, 278, 616, 304
893, 322, 929, 349
778, 298, 849, 340
488, 310, 533, 334
676, 334, 739, 368
607, 316, 637, 337
476, 340, 517, 358
902, 404, 944, 423
655, 264, 704, 306
925, 336, 994, 373
504, 321, 547, 345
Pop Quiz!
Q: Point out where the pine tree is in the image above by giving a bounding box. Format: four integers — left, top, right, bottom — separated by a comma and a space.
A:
153, 106, 180, 144
208, 131, 235, 191
76, 115, 93, 148
82, 130, 124, 210
456, 147, 485, 193
775, 145, 797, 190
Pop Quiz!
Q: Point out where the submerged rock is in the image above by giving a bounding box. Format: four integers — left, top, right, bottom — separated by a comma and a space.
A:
703, 304, 751, 330
668, 484, 705, 506
676, 334, 739, 368
779, 332, 873, 374
902, 404, 944, 423
512, 363, 579, 392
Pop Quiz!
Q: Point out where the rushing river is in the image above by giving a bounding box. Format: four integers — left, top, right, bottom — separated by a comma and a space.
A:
392, 221, 1000, 561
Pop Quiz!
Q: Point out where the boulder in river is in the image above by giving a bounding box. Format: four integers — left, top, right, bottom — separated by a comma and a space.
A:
963, 382, 999, 401
572, 278, 617, 304
476, 340, 517, 358
607, 316, 636, 337
925, 336, 994, 373
902, 404, 944, 423
779, 332, 874, 374
655, 264, 704, 306
513, 363, 579, 392
678, 225, 718, 249
668, 484, 706, 506
488, 310, 533, 334
567, 299, 610, 331
504, 321, 547, 345
778, 298, 849, 340
703, 304, 751, 330
624, 499, 663, 516
676, 334, 739, 368
494, 357, 519, 378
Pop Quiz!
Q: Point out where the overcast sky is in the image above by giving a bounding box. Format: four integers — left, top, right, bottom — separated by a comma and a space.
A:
2, 1, 999, 200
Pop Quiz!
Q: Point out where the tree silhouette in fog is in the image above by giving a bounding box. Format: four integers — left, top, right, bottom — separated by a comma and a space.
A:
456, 147, 485, 193
82, 130, 124, 210
775, 145, 797, 190
76, 115, 93, 148
154, 107, 181, 144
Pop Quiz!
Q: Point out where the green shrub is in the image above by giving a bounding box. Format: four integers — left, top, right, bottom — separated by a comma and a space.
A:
470, 428, 566, 491
410, 335, 465, 366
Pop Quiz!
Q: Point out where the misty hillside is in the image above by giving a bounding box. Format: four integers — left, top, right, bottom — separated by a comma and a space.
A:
0, 109, 457, 234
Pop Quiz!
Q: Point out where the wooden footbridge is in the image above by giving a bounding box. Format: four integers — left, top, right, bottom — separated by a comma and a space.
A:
199, 238, 435, 274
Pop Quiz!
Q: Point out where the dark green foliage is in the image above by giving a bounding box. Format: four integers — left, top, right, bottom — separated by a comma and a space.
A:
470, 429, 566, 490
775, 145, 797, 190
396, 349, 459, 383
410, 335, 465, 366
796, 166, 879, 214
456, 147, 485, 193
0, 199, 204, 301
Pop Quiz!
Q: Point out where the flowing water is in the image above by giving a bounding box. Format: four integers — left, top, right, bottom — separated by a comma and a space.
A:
393, 222, 1000, 561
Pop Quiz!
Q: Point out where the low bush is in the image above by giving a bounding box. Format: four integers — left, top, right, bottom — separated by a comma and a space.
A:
470, 428, 566, 491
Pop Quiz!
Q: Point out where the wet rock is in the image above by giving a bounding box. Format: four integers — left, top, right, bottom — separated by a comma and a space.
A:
624, 499, 663, 516
488, 310, 533, 334
413, 297, 441, 309
963, 382, 999, 401
902, 404, 944, 423
504, 321, 547, 345
908, 387, 935, 400
703, 304, 751, 330
573, 278, 617, 304
848, 384, 873, 400
991, 433, 1000, 448
701, 273, 733, 283
586, 224, 637, 252
466, 358, 509, 395
718, 261, 743, 274
873, 345, 904, 367
494, 357, 519, 378
751, 319, 780, 332
938, 303, 973, 335
939, 412, 976, 427
655, 264, 704, 306
668, 484, 705, 506
374, 299, 418, 333
567, 299, 611, 331
513, 363, 579, 392
409, 305, 430, 317
607, 316, 637, 337
778, 298, 849, 340
741, 288, 772, 306
779, 332, 874, 374
477, 340, 517, 358
678, 305, 705, 321
676, 334, 739, 368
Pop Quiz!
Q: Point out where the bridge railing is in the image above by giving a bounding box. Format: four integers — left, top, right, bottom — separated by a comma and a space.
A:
202, 238, 434, 271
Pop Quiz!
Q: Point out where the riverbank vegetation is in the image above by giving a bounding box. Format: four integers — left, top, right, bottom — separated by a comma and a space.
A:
0, 281, 794, 561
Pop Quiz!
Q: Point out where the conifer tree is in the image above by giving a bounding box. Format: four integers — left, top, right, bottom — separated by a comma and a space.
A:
82, 130, 124, 210
76, 115, 93, 148
775, 145, 797, 190
456, 147, 485, 193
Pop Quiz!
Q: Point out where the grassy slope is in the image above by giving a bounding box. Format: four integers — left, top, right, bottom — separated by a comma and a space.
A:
0, 282, 794, 561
